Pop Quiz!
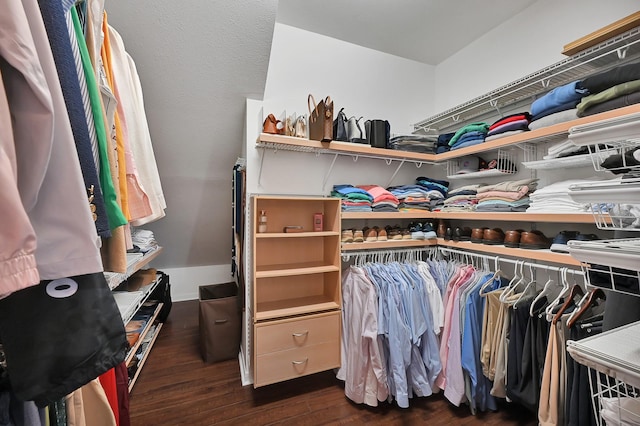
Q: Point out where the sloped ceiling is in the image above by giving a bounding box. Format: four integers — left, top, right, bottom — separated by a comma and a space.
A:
276, 0, 537, 65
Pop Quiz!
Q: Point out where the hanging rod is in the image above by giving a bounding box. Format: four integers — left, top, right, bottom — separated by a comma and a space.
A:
341, 246, 436, 262
438, 247, 584, 276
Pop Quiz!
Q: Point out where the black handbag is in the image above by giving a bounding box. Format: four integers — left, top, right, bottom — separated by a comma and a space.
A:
333, 108, 348, 141
0, 273, 128, 407
366, 119, 391, 148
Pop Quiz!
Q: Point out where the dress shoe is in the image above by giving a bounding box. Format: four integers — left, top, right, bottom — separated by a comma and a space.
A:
444, 227, 452, 241
482, 228, 505, 245
503, 229, 525, 248
453, 227, 472, 241
550, 230, 579, 253
519, 230, 551, 250
437, 220, 449, 239
471, 227, 488, 243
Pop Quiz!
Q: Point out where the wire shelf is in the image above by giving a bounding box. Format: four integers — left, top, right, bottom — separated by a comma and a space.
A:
414, 26, 640, 132
568, 179, 640, 231
445, 148, 518, 179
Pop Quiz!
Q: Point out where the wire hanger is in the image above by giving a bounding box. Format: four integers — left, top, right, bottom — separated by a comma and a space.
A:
480, 256, 502, 296
500, 260, 525, 303
552, 283, 585, 324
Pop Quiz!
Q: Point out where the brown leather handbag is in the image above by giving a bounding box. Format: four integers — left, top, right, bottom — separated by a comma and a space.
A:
308, 94, 333, 142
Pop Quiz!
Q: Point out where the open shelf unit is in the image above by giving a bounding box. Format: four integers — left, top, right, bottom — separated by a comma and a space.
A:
128, 321, 164, 392
342, 211, 598, 224
251, 196, 342, 387
104, 246, 163, 290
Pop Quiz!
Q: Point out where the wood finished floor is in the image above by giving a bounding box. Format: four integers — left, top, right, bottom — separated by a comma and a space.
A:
129, 300, 537, 425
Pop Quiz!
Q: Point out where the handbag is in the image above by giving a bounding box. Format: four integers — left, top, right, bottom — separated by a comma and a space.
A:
333, 108, 348, 141
347, 115, 367, 143
308, 94, 333, 142
366, 119, 391, 148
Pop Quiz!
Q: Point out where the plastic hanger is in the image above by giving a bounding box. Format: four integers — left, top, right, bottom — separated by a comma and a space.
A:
530, 277, 557, 317
480, 256, 502, 296
552, 283, 585, 324
545, 267, 572, 322
500, 260, 525, 303
567, 288, 606, 329
514, 263, 537, 309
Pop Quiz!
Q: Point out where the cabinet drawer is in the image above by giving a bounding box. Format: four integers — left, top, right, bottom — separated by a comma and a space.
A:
254, 311, 340, 355
254, 340, 340, 387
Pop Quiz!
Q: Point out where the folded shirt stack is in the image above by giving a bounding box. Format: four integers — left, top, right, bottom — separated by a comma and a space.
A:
448, 122, 489, 151
436, 132, 455, 154
542, 137, 585, 160
388, 184, 437, 211
530, 80, 588, 122
389, 134, 437, 154
441, 184, 481, 212
416, 176, 449, 211
131, 228, 158, 253
332, 184, 373, 212
526, 178, 597, 212
357, 185, 399, 212
485, 112, 531, 141
475, 178, 538, 212
578, 62, 640, 116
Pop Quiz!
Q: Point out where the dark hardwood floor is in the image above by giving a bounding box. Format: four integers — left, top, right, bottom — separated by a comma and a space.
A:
129, 300, 537, 425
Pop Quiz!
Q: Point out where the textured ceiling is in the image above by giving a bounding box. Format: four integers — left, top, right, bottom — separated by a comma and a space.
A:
276, 0, 537, 65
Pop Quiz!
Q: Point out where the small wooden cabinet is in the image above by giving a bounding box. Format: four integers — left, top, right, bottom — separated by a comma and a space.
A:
252, 196, 341, 387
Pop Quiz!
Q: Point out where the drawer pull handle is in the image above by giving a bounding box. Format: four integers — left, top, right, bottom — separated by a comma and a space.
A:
214, 319, 228, 324
292, 358, 308, 365
292, 331, 309, 337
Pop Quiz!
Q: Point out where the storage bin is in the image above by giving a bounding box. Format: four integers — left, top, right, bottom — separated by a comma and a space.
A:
199, 282, 241, 363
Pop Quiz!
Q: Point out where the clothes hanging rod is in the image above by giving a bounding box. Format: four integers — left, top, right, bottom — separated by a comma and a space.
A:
341, 246, 436, 261
438, 247, 584, 275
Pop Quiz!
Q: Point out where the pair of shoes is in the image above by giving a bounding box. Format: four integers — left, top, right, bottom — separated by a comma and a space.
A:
385, 225, 405, 241
519, 230, 551, 250
341, 229, 353, 243
263, 114, 284, 134
375, 226, 388, 241
409, 222, 437, 240
483, 228, 505, 245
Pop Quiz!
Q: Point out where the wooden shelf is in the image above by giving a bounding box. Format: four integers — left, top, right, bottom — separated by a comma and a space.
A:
104, 246, 164, 290
342, 240, 437, 251
437, 239, 582, 266
256, 231, 339, 238
431, 212, 596, 223
342, 211, 431, 220
255, 262, 340, 278
125, 302, 164, 366
342, 211, 596, 224
128, 322, 163, 393
255, 297, 340, 321
258, 104, 640, 163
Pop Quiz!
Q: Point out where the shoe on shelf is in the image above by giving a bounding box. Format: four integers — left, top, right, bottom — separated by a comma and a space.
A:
444, 227, 452, 241
423, 223, 437, 239
401, 228, 412, 240
385, 225, 403, 241
550, 230, 579, 253
409, 222, 425, 240
573, 233, 600, 242
453, 227, 472, 242
353, 229, 365, 243
504, 229, 525, 248
341, 229, 354, 243
519, 230, 551, 250
482, 228, 505, 245
437, 219, 448, 239
374, 226, 387, 241
363, 227, 378, 242
471, 227, 488, 243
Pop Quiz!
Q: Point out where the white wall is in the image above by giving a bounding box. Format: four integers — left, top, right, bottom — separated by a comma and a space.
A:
433, 0, 640, 113
249, 24, 438, 197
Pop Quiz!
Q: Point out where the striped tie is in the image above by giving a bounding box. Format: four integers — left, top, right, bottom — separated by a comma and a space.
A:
37, 0, 111, 237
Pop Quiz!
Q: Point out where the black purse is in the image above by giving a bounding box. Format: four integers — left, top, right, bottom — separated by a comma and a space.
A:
333, 108, 349, 141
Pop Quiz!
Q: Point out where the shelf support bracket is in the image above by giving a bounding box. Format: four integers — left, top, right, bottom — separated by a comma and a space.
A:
385, 159, 405, 188
489, 99, 502, 117
452, 114, 461, 123
617, 46, 629, 60
322, 154, 339, 191
541, 78, 551, 88
257, 148, 266, 186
